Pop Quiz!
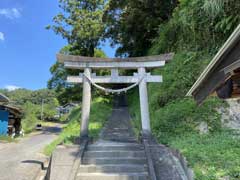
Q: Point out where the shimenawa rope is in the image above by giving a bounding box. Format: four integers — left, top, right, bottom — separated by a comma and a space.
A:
83, 73, 144, 94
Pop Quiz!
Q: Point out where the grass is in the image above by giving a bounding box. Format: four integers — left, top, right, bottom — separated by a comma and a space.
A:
44, 97, 112, 156
170, 130, 240, 180
0, 136, 16, 142
127, 75, 239, 179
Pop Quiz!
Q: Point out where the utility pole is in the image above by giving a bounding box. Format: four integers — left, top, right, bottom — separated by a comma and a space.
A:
41, 99, 44, 121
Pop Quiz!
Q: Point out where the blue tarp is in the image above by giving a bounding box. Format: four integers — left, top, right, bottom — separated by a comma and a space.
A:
0, 110, 9, 135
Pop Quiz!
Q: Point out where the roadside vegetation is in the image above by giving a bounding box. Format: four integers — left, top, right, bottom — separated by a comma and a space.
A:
128, 91, 240, 179
126, 1, 240, 179
0, 136, 17, 143
171, 130, 240, 179
0, 88, 59, 134
44, 97, 111, 156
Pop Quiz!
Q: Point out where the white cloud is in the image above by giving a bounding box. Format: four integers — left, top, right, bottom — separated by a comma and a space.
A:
0, 32, 4, 41
5, 85, 21, 91
0, 8, 21, 19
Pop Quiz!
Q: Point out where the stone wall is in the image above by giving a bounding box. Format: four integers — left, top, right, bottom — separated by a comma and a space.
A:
218, 98, 240, 130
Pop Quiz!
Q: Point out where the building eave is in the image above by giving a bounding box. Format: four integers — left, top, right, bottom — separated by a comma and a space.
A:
187, 24, 240, 98
0, 93, 10, 103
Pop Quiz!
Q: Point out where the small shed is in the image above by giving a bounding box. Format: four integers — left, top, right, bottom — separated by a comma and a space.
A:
57, 103, 78, 115
0, 94, 23, 136
187, 24, 240, 103
0, 93, 10, 103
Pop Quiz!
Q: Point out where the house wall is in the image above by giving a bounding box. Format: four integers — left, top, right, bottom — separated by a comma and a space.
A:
0, 110, 9, 135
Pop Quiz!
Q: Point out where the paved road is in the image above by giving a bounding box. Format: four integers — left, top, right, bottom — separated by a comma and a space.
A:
0, 126, 61, 180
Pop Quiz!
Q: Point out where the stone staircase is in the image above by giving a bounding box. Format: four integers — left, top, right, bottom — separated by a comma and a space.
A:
76, 141, 149, 180
75, 95, 149, 180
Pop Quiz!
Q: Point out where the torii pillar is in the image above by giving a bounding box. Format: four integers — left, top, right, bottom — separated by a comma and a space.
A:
80, 68, 92, 138
138, 67, 151, 134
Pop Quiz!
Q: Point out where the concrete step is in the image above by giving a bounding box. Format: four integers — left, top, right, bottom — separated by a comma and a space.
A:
102, 134, 136, 136
78, 164, 147, 173
103, 129, 131, 132
84, 151, 145, 158
102, 132, 133, 135
82, 158, 147, 165
102, 135, 136, 139
76, 172, 149, 180
102, 138, 137, 143
87, 145, 144, 151
103, 134, 135, 138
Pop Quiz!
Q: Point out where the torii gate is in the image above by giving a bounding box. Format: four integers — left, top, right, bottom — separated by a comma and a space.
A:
57, 53, 174, 139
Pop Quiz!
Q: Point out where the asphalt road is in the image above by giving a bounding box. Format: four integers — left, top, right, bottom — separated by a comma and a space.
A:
0, 125, 61, 180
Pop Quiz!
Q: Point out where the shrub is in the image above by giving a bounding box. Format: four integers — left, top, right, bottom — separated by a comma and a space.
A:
22, 102, 40, 133
44, 97, 111, 156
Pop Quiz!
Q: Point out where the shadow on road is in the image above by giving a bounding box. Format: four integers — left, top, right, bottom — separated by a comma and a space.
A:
41, 126, 62, 135
21, 160, 47, 170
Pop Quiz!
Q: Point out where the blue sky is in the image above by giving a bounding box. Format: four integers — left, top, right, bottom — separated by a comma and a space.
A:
0, 0, 116, 90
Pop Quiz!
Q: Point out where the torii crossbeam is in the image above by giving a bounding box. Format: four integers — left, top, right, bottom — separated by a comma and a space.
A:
57, 53, 174, 139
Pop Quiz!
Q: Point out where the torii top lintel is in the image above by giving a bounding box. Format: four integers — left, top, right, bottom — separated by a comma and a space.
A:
57, 53, 174, 69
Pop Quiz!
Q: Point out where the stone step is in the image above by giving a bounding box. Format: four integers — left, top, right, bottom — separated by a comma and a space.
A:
100, 137, 136, 141
78, 164, 147, 173
102, 130, 132, 133
103, 134, 134, 137
82, 157, 147, 165
84, 151, 145, 158
102, 135, 136, 138
76, 172, 149, 180
87, 145, 144, 151
102, 138, 137, 143
104, 128, 130, 131
102, 131, 134, 134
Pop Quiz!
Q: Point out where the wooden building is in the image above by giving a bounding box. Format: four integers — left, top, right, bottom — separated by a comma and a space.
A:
57, 103, 78, 115
187, 24, 240, 103
0, 94, 23, 136
0, 93, 9, 103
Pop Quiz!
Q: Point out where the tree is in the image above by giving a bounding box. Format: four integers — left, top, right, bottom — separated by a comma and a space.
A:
47, 0, 108, 104
103, 0, 178, 57
48, 45, 107, 105
149, 0, 240, 55
47, 0, 106, 57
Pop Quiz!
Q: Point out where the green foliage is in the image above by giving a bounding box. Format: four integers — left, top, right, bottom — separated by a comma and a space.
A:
44, 107, 81, 156
47, 45, 107, 105
21, 102, 40, 133
47, 45, 82, 105
170, 130, 240, 180
128, 64, 230, 179
43, 98, 59, 120
0, 136, 17, 142
150, 0, 240, 54
0, 89, 32, 105
104, 0, 178, 56
48, 0, 106, 57
203, 0, 225, 17
0, 88, 57, 106
149, 52, 210, 107
126, 1, 240, 178
151, 98, 222, 144
44, 97, 111, 156
129, 90, 223, 143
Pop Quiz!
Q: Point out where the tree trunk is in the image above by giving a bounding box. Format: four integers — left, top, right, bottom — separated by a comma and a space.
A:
89, 43, 95, 57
